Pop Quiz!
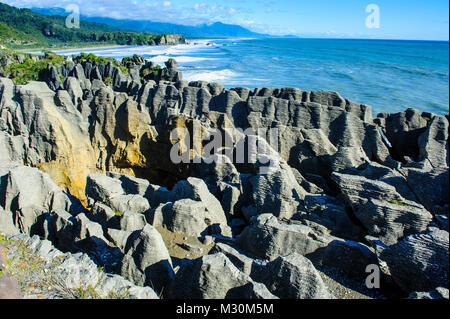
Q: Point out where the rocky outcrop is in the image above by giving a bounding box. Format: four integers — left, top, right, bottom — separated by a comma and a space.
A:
167, 253, 277, 299
331, 169, 433, 245
119, 224, 174, 294
1, 234, 158, 299
0, 163, 84, 235
0, 51, 448, 299
235, 214, 333, 261
380, 228, 449, 294
251, 254, 332, 299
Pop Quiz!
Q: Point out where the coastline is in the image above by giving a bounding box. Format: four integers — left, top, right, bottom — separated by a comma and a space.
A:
0, 45, 448, 301
16, 44, 138, 55
14, 37, 193, 55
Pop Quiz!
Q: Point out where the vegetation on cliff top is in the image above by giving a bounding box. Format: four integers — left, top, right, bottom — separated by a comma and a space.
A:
0, 3, 185, 49
0, 49, 174, 85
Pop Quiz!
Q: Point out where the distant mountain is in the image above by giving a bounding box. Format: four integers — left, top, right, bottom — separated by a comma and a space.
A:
31, 7, 268, 39
0, 3, 185, 49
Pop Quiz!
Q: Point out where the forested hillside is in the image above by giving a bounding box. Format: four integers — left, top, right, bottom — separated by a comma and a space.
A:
0, 3, 185, 48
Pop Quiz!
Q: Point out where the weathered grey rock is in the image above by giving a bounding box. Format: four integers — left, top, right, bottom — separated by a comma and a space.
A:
180, 86, 211, 118
42, 210, 76, 251
172, 177, 231, 237
401, 167, 449, 215
299, 194, 363, 241
355, 199, 432, 245
245, 93, 389, 172
291, 167, 324, 194
86, 174, 125, 204
218, 181, 241, 219
408, 287, 449, 300
72, 64, 87, 80
145, 202, 170, 227
73, 213, 107, 243
167, 199, 218, 236
106, 228, 132, 253
96, 273, 159, 299
120, 224, 174, 293
328, 146, 370, 172
0, 163, 84, 234
248, 162, 306, 220
107, 172, 150, 196
236, 214, 333, 261
56, 252, 100, 290
192, 154, 241, 193
320, 239, 377, 278
119, 211, 147, 232
382, 108, 428, 160
291, 128, 337, 177
237, 135, 307, 220
343, 162, 418, 201
310, 91, 345, 108
207, 82, 224, 96
71, 213, 122, 266
42, 209, 121, 267
251, 253, 332, 299
167, 253, 277, 299
230, 87, 251, 100
109, 194, 150, 215
0, 207, 20, 235
418, 115, 449, 168
144, 184, 173, 208
381, 229, 449, 293
25, 235, 64, 260
332, 172, 433, 245
86, 202, 120, 229
86, 174, 150, 215
0, 132, 30, 165
209, 243, 255, 275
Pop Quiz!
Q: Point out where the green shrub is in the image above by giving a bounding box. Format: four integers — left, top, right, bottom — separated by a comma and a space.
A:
105, 77, 113, 86
389, 199, 410, 207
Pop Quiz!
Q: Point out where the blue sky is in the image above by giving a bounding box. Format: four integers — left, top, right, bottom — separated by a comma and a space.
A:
2, 0, 449, 40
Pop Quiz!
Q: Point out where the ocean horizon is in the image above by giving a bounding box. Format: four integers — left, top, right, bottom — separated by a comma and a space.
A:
56, 37, 449, 117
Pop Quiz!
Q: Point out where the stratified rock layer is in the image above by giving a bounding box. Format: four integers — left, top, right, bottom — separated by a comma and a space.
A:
0, 53, 449, 299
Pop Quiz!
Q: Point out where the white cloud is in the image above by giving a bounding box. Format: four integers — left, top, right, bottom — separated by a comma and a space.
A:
1, 0, 265, 33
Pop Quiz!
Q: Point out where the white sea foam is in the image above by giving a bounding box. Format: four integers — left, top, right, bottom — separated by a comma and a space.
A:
55, 40, 215, 58
183, 69, 237, 82
150, 55, 215, 65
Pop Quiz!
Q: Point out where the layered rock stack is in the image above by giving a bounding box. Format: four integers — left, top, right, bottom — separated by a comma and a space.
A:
0, 52, 448, 299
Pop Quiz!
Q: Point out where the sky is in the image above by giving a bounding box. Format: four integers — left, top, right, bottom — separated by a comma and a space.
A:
1, 0, 449, 40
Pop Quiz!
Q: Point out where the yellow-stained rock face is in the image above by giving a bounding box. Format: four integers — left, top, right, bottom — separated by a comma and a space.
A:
1, 80, 241, 203
30, 87, 99, 205
37, 158, 99, 205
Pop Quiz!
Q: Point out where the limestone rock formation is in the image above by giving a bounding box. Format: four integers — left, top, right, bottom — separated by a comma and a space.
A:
380, 228, 449, 293
236, 214, 333, 261
251, 253, 332, 299
167, 253, 277, 299
1, 51, 449, 300
119, 224, 174, 294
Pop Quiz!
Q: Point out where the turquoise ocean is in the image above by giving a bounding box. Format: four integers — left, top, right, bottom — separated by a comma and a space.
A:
56, 38, 449, 116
